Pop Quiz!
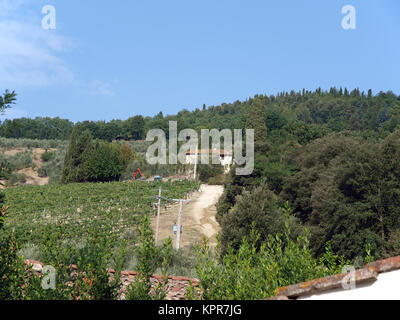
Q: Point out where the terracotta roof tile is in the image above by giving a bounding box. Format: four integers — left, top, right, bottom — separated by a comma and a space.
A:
274, 255, 400, 299
366, 255, 400, 273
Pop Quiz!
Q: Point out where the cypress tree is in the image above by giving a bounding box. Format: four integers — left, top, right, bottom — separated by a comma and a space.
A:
61, 128, 93, 183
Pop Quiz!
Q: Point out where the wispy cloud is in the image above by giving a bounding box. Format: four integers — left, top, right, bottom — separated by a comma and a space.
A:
0, 1, 74, 89
90, 80, 114, 96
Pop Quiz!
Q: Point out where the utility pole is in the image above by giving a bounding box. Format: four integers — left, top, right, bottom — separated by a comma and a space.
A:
154, 192, 189, 250
193, 145, 198, 180
155, 185, 162, 246
176, 200, 183, 250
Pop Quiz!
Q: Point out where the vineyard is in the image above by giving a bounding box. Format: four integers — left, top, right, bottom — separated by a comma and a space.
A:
3, 180, 199, 263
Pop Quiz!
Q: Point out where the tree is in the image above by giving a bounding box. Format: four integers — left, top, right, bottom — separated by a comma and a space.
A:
119, 142, 136, 167
216, 98, 270, 226
246, 98, 268, 153
61, 128, 133, 183
220, 184, 301, 253
0, 90, 16, 183
281, 131, 400, 259
61, 128, 94, 183
0, 90, 16, 114
81, 141, 125, 182
122, 115, 145, 140
313, 132, 400, 259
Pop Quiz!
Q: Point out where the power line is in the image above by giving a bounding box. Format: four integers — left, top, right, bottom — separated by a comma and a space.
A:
152, 189, 189, 249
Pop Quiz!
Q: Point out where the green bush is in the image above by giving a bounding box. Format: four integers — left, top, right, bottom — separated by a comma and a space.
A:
41, 151, 56, 162
23, 214, 127, 300
198, 164, 224, 184
7, 173, 26, 185
4, 151, 33, 171
39, 146, 66, 183
125, 215, 172, 300
207, 175, 224, 185
190, 222, 349, 300
167, 247, 197, 278
220, 186, 302, 254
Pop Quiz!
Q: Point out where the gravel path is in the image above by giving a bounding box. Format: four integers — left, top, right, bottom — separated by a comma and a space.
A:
150, 184, 224, 249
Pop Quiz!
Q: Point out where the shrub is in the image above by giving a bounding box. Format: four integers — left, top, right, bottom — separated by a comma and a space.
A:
24, 214, 127, 300
37, 167, 47, 178
7, 173, 26, 185
198, 164, 224, 184
207, 175, 224, 185
41, 151, 56, 162
125, 215, 172, 300
6, 151, 33, 171
39, 146, 66, 183
190, 222, 349, 300
220, 186, 301, 254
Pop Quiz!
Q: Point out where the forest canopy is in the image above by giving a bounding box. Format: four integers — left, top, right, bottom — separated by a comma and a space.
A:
1, 88, 399, 142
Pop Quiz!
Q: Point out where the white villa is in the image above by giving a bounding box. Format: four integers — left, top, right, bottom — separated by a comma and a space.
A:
185, 149, 233, 173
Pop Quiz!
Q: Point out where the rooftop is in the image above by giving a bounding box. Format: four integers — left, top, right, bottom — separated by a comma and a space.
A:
270, 255, 400, 300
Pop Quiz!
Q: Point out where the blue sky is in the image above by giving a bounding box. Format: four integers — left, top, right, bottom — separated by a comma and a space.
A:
0, 0, 399, 122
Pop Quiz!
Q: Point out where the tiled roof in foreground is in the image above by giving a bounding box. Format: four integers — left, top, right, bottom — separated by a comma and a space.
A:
271, 255, 400, 300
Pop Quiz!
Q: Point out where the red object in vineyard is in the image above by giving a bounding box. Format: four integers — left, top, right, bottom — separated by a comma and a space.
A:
133, 168, 145, 180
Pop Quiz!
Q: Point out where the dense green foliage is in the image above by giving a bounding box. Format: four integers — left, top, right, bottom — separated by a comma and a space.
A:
198, 164, 224, 184
215, 89, 400, 263
61, 129, 94, 183
125, 215, 172, 300
219, 187, 301, 254
0, 138, 67, 149
2, 88, 399, 142
61, 128, 132, 183
0, 117, 73, 140
281, 131, 400, 259
24, 216, 127, 300
190, 223, 349, 300
81, 141, 125, 182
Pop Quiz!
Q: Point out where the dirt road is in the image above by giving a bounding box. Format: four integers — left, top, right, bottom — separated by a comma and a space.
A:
150, 184, 224, 250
